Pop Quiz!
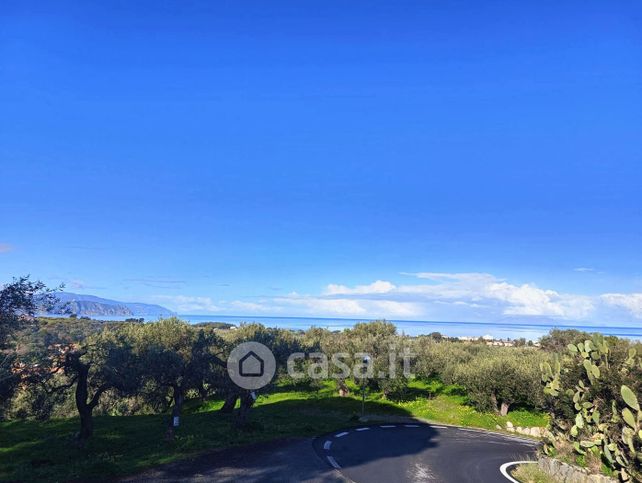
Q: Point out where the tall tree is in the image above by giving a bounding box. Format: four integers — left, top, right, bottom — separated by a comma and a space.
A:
31, 328, 140, 441
222, 324, 302, 426
130, 318, 226, 438
0, 276, 59, 412
453, 349, 546, 415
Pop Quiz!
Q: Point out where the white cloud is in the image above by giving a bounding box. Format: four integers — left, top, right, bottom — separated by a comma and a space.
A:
600, 293, 642, 318
148, 272, 642, 323
0, 243, 13, 253
574, 267, 595, 273
290, 298, 369, 315
273, 292, 423, 317
153, 295, 221, 313
484, 282, 594, 318
325, 280, 396, 295
396, 272, 593, 318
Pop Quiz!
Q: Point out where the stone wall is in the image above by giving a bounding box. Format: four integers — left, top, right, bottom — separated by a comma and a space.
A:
537, 456, 616, 483
503, 421, 545, 438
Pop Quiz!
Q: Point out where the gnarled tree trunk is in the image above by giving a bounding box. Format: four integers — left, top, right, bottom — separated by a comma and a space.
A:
490, 393, 499, 413
74, 361, 93, 441
166, 385, 185, 439
234, 392, 255, 428
499, 401, 511, 416
338, 380, 349, 397
78, 406, 94, 441
220, 392, 238, 413
68, 351, 107, 443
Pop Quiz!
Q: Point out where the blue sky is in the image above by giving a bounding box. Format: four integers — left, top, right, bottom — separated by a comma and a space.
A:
1, 1, 641, 324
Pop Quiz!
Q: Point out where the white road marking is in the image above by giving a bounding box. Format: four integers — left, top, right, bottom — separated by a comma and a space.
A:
499, 461, 536, 482
322, 426, 537, 480
496, 436, 537, 444
454, 427, 536, 444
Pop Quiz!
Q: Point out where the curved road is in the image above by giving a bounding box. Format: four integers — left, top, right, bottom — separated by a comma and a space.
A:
313, 423, 538, 483
122, 423, 538, 482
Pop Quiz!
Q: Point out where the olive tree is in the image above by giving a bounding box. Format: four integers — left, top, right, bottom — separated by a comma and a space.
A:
453, 348, 546, 415
220, 323, 303, 426
0, 276, 59, 413
341, 320, 413, 399
412, 339, 479, 384
29, 327, 140, 441
129, 318, 226, 437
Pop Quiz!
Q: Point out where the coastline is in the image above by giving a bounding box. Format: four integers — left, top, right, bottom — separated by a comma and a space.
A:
87, 314, 642, 341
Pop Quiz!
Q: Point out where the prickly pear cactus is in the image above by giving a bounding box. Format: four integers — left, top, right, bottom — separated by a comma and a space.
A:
541, 334, 642, 481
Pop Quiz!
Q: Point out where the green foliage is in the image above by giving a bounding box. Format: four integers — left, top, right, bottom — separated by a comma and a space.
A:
452, 349, 546, 415
0, 379, 547, 481
621, 386, 639, 412
126, 318, 228, 430
413, 338, 476, 383
413, 339, 546, 414
27, 326, 143, 439
539, 329, 591, 353
297, 321, 416, 398
541, 333, 642, 481
229, 323, 302, 367
0, 276, 60, 347
128, 317, 225, 389
2, 316, 602, 480
341, 320, 413, 396
0, 277, 61, 414
511, 463, 557, 483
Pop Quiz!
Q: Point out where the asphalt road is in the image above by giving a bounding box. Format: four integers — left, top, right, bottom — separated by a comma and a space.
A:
120, 438, 347, 483
122, 424, 537, 482
313, 423, 539, 483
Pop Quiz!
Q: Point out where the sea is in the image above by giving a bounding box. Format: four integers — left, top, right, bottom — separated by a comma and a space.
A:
91, 314, 642, 341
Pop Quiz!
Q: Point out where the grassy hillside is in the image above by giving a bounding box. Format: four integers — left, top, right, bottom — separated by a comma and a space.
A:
0, 379, 546, 481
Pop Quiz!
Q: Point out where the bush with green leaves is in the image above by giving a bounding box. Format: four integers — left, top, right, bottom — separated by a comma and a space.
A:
413, 339, 480, 384
0, 276, 60, 414
452, 348, 546, 415
21, 326, 142, 441
218, 323, 307, 424
127, 318, 227, 436
541, 333, 642, 481
339, 321, 414, 398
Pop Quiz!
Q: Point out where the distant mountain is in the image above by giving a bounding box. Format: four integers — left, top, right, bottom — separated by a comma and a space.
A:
51, 292, 175, 317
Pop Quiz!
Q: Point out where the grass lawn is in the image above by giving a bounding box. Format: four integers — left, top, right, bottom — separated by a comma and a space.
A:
388, 379, 548, 429
511, 463, 557, 483
0, 379, 547, 481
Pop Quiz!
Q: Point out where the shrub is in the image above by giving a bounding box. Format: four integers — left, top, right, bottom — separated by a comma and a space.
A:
452, 349, 546, 415
541, 333, 642, 481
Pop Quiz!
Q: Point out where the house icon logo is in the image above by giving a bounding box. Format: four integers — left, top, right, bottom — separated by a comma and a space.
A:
239, 350, 264, 377
227, 342, 276, 390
